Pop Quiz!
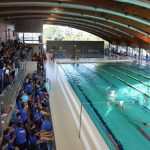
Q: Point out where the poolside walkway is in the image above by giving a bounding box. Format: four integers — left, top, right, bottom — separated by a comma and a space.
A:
45, 60, 84, 150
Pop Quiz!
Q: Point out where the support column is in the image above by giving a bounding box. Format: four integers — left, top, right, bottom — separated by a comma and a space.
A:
138, 47, 141, 59
126, 46, 128, 55
116, 44, 119, 52
108, 42, 111, 49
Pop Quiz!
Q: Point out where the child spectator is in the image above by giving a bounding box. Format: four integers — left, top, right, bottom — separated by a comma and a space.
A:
3, 129, 15, 150
14, 122, 27, 150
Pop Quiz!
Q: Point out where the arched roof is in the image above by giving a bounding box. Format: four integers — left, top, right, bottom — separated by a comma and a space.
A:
0, 0, 150, 49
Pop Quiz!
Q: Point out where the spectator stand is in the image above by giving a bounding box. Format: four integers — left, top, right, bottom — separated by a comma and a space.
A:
1, 64, 56, 150
0, 42, 33, 143
0, 61, 26, 140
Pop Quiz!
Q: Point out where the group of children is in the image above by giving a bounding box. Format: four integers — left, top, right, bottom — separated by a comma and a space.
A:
1, 72, 53, 150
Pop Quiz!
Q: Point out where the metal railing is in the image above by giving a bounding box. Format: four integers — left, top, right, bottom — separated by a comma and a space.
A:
0, 48, 33, 139
55, 53, 104, 59
0, 61, 26, 138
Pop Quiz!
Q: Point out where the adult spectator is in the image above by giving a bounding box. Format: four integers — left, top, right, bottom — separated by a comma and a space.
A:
14, 58, 20, 76
0, 61, 4, 94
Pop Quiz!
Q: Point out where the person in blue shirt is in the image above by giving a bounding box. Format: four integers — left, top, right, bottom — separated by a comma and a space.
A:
1, 139, 9, 150
26, 81, 33, 95
28, 123, 38, 150
3, 129, 15, 150
38, 89, 44, 100
44, 80, 51, 92
14, 122, 27, 150
14, 113, 23, 127
19, 103, 29, 135
7, 122, 15, 137
22, 92, 29, 103
16, 95, 23, 109
41, 96, 49, 113
19, 103, 28, 124
34, 108, 43, 128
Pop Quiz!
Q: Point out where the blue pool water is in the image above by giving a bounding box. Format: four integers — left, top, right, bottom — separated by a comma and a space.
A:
60, 62, 150, 150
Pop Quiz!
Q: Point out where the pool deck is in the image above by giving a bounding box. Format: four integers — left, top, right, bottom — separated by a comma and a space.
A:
46, 60, 85, 150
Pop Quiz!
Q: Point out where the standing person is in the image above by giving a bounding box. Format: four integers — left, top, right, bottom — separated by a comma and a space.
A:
134, 54, 137, 62
51, 52, 55, 62
146, 54, 149, 63
0, 62, 4, 94
49, 52, 52, 60
14, 58, 20, 77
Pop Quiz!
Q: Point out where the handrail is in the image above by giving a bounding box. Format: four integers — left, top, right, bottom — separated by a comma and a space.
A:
0, 61, 26, 138
0, 47, 33, 138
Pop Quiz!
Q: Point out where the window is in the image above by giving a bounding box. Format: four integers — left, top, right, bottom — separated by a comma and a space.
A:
18, 33, 42, 43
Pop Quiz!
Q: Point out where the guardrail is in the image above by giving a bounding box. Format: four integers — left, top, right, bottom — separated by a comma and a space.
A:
0, 61, 26, 138
0, 48, 33, 140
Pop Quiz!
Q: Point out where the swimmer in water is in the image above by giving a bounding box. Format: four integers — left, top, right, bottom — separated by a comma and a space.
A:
115, 103, 130, 109
140, 119, 150, 128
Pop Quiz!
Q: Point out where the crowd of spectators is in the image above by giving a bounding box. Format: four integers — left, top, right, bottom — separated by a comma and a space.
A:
0, 39, 32, 94
1, 70, 53, 150
32, 53, 47, 62
109, 48, 127, 56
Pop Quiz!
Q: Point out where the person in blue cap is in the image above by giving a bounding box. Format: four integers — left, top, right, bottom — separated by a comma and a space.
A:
41, 116, 52, 131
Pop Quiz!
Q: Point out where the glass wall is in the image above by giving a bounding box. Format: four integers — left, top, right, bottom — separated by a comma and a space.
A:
18, 33, 42, 43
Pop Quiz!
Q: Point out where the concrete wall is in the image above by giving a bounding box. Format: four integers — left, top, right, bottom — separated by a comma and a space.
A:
7, 24, 18, 40
47, 41, 104, 54
15, 19, 43, 33
0, 20, 6, 42
0, 20, 18, 42
25, 61, 37, 74
28, 43, 43, 55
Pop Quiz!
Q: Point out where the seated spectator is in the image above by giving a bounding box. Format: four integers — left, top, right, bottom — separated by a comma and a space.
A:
1, 139, 9, 150
34, 108, 43, 128
28, 123, 38, 150
16, 95, 23, 109
26, 81, 33, 95
0, 62, 4, 94
19, 103, 28, 125
3, 128, 15, 150
14, 122, 27, 150
2, 69, 54, 149
14, 113, 23, 126
22, 92, 29, 103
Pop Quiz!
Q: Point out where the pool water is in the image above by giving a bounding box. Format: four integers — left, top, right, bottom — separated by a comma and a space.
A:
60, 62, 150, 150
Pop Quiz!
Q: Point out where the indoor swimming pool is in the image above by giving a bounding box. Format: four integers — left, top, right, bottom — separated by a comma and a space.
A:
60, 62, 150, 150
